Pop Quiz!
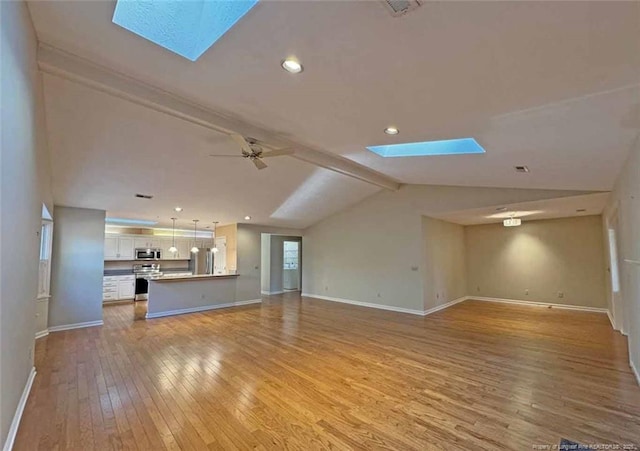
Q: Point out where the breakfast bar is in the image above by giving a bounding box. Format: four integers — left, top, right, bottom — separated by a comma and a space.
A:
146, 274, 260, 318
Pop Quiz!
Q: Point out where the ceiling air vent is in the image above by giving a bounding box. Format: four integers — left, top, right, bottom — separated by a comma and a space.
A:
514, 166, 530, 173
134, 193, 154, 199
381, 0, 423, 17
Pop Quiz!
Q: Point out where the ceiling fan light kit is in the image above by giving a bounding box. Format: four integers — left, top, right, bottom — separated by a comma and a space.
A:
208, 133, 294, 170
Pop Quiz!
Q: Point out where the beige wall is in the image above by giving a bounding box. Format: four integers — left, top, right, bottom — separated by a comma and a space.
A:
1, 1, 54, 446
302, 184, 589, 313
603, 135, 640, 376
465, 215, 607, 308
49, 207, 106, 328
236, 224, 302, 302
422, 217, 467, 311
216, 223, 237, 271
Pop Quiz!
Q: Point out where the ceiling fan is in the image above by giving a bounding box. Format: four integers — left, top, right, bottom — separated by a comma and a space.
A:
209, 134, 294, 170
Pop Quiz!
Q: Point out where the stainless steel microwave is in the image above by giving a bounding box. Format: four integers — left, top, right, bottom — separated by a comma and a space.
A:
135, 248, 162, 260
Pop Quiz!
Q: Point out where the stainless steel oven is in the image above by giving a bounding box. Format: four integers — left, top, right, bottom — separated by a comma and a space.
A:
135, 248, 162, 260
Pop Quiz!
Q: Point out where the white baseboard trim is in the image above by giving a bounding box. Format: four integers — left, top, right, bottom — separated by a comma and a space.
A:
631, 361, 640, 387
261, 290, 285, 296
48, 320, 104, 333
301, 293, 426, 316
606, 310, 616, 329
423, 296, 468, 316
469, 296, 609, 313
146, 299, 262, 319
3, 366, 36, 451
35, 329, 49, 340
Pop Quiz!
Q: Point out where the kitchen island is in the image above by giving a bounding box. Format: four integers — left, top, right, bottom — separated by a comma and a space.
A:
146, 274, 261, 318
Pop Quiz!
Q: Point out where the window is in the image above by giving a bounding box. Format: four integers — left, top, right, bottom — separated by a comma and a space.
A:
283, 241, 299, 270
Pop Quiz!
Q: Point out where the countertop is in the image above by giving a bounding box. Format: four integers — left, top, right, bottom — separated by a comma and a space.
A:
104, 269, 192, 276
149, 274, 239, 283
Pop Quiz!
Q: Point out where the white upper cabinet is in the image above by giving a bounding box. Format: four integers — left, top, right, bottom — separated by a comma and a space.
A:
118, 236, 134, 260
105, 235, 135, 261
104, 236, 118, 260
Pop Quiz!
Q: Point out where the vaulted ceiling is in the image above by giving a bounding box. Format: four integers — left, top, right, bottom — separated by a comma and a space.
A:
28, 1, 640, 228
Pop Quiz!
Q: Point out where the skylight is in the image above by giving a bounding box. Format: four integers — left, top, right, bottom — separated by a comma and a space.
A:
367, 138, 486, 158
112, 0, 259, 61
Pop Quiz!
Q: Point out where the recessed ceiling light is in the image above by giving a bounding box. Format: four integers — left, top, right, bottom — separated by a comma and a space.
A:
384, 127, 399, 135
281, 58, 303, 74
244, 215, 251, 220
174, 207, 183, 212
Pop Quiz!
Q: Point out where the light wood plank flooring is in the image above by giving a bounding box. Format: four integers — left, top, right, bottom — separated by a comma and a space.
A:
14, 293, 640, 450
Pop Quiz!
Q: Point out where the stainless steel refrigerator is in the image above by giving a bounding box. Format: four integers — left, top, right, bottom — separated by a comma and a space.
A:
189, 248, 214, 275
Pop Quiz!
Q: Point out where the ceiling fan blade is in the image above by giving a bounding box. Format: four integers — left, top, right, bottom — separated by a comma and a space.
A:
208, 154, 245, 157
252, 158, 268, 170
260, 148, 295, 158
229, 133, 253, 155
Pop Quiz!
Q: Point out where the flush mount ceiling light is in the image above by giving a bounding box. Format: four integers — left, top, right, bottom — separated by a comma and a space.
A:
191, 220, 200, 253
112, 0, 259, 61
367, 137, 486, 158
169, 217, 178, 253
244, 215, 251, 220
384, 127, 399, 135
281, 58, 303, 74
503, 215, 522, 227
174, 207, 183, 212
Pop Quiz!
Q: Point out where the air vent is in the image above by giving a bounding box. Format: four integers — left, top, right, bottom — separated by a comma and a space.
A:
576, 208, 587, 213
134, 193, 154, 199
496, 207, 508, 212
514, 165, 530, 173
381, 0, 423, 17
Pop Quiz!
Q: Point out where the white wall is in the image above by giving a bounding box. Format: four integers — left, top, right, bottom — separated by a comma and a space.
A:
603, 135, 640, 377
1, 1, 53, 446
302, 184, 588, 312
465, 216, 607, 308
422, 216, 467, 311
49, 207, 106, 328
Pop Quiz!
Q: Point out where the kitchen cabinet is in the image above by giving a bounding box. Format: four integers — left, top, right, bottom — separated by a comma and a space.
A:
104, 235, 135, 261
103, 275, 135, 302
162, 238, 190, 260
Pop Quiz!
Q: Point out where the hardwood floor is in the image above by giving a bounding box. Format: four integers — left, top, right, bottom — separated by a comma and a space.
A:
15, 294, 640, 450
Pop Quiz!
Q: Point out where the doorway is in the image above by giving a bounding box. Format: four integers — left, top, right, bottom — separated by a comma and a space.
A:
283, 240, 300, 291
261, 234, 302, 295
607, 211, 625, 333
214, 236, 227, 275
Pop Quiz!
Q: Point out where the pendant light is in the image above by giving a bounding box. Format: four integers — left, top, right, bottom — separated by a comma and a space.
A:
211, 221, 219, 254
191, 220, 200, 253
168, 217, 178, 253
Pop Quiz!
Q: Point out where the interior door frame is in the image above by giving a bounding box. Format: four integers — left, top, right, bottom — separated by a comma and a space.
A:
605, 205, 625, 334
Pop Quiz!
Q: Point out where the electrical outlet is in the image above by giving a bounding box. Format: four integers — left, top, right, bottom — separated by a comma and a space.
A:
557, 291, 564, 299
477, 285, 480, 292
201, 294, 205, 300
525, 289, 529, 295
436, 293, 439, 299
377, 292, 381, 298
325, 285, 328, 291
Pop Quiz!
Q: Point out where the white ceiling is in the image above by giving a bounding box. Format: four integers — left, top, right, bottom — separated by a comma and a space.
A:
28, 1, 640, 226
42, 74, 378, 229
431, 193, 610, 226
